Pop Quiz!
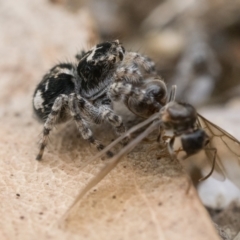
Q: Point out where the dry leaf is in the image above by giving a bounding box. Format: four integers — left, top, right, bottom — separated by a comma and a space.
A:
0, 0, 220, 239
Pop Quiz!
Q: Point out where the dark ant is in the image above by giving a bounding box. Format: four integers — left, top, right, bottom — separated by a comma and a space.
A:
63, 85, 240, 216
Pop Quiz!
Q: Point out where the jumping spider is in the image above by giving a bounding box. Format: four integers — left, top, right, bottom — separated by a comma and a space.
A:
33, 40, 167, 160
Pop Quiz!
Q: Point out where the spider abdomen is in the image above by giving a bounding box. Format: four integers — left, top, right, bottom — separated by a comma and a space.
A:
33, 63, 76, 122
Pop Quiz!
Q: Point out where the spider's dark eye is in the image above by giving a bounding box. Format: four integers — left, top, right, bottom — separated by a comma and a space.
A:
86, 65, 91, 71
92, 65, 102, 78
89, 60, 95, 65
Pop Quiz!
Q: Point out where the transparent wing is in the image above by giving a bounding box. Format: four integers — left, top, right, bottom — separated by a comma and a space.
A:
79, 112, 161, 170
62, 121, 160, 220
62, 86, 178, 219
80, 85, 177, 169
197, 113, 240, 187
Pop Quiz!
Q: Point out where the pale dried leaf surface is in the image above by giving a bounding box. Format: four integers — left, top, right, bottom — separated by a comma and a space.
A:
0, 1, 220, 239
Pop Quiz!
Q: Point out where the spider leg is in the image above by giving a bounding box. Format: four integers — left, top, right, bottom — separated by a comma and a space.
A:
36, 94, 68, 160
75, 95, 126, 136
115, 53, 155, 84
109, 82, 155, 105
99, 104, 130, 145
100, 105, 127, 135
109, 81, 162, 118
114, 51, 156, 83
68, 94, 113, 157
115, 64, 143, 83
126, 52, 156, 74
77, 95, 130, 146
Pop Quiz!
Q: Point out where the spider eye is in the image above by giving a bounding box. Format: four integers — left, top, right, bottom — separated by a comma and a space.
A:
92, 66, 102, 78
89, 60, 95, 65
86, 65, 91, 71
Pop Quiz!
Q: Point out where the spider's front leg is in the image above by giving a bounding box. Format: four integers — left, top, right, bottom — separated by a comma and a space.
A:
124, 52, 156, 75
70, 94, 129, 152
36, 94, 68, 160
68, 93, 113, 157
115, 52, 156, 84
92, 97, 126, 136
109, 77, 167, 118
93, 97, 130, 145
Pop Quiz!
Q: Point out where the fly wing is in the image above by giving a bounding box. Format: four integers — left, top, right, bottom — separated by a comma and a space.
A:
197, 113, 240, 187
62, 121, 160, 220
79, 112, 161, 170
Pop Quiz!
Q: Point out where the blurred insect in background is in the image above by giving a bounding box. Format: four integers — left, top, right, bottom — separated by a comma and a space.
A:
33, 40, 167, 160
63, 85, 240, 217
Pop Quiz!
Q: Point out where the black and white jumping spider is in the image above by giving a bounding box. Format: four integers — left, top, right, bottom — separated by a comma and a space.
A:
33, 40, 167, 160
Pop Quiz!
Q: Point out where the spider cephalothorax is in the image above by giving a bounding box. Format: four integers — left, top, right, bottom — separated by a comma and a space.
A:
77, 40, 125, 99
33, 40, 167, 160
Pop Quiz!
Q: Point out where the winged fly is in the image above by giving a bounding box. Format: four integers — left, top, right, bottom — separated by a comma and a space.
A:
63, 85, 240, 217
